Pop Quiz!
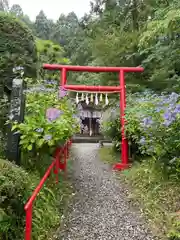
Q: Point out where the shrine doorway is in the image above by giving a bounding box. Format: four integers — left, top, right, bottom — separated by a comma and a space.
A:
78, 102, 101, 137
80, 117, 100, 136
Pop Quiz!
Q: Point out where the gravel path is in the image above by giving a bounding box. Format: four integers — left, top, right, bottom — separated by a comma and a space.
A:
58, 143, 157, 240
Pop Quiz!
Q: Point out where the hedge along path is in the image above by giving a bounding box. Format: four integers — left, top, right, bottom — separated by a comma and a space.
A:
57, 143, 159, 240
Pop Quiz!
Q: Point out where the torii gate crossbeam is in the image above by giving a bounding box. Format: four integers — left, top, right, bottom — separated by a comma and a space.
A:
43, 63, 144, 170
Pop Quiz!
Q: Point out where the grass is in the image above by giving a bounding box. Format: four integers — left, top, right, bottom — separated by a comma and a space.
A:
32, 174, 73, 240
121, 160, 180, 239
98, 146, 119, 165
99, 147, 180, 240
37, 174, 74, 240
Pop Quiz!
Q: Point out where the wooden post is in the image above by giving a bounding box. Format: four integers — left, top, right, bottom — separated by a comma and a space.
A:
89, 113, 92, 136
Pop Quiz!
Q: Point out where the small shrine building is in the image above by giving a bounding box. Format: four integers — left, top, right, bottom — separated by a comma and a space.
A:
77, 101, 102, 136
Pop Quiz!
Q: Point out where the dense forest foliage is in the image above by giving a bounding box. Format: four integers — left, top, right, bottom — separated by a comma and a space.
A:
0, 0, 180, 239
1, 0, 179, 91
1, 0, 180, 92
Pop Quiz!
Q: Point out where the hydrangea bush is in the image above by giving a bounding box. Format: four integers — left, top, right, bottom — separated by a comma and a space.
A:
100, 103, 121, 150
12, 81, 80, 154
125, 92, 180, 177
100, 91, 180, 177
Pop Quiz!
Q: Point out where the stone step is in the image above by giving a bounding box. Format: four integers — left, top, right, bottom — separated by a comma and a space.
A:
72, 136, 112, 143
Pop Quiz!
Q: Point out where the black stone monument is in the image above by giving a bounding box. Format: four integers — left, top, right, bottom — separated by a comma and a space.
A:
6, 67, 25, 165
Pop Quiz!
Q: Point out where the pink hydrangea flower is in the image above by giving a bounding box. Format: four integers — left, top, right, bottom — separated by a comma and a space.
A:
46, 108, 62, 122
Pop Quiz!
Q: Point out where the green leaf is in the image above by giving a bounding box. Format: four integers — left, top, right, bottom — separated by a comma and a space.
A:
11, 125, 18, 131
27, 145, 32, 151
37, 139, 44, 148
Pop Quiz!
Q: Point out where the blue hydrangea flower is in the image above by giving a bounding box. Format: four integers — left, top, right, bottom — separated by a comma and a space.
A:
139, 137, 146, 145
174, 104, 180, 114
164, 111, 176, 120
36, 128, 44, 133
44, 80, 57, 85
141, 117, 153, 128
163, 110, 176, 126
44, 134, 52, 141
170, 92, 179, 100
164, 111, 171, 120
25, 85, 56, 93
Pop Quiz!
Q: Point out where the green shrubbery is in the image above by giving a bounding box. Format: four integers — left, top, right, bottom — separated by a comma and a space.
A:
102, 91, 180, 177
0, 159, 29, 240
0, 158, 73, 240
0, 12, 37, 90
101, 91, 180, 239
125, 92, 180, 178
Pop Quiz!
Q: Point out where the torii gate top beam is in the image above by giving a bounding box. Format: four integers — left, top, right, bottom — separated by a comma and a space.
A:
43, 64, 144, 73
63, 85, 121, 92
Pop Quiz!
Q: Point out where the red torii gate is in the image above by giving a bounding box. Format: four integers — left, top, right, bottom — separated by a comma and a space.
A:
43, 64, 144, 170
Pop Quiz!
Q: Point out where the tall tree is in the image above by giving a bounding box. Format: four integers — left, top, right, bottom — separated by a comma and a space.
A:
10, 4, 23, 17
0, 0, 9, 11
52, 12, 79, 46
35, 10, 53, 40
